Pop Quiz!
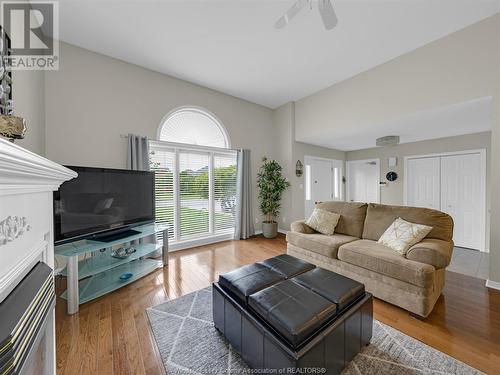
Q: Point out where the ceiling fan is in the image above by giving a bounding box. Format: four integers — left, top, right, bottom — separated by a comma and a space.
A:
275, 0, 338, 30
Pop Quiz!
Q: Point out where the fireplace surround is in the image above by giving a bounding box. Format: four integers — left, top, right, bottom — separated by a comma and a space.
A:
0, 138, 76, 374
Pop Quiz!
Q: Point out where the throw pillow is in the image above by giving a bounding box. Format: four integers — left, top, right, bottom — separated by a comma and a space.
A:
305, 208, 340, 235
378, 217, 433, 255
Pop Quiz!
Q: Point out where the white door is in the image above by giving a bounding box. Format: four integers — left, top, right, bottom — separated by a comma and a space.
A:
304, 157, 344, 217
441, 153, 482, 250
406, 157, 440, 210
312, 159, 333, 203
346, 159, 380, 203
405, 151, 485, 251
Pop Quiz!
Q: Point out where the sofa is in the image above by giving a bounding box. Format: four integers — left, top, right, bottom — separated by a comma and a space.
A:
286, 201, 454, 318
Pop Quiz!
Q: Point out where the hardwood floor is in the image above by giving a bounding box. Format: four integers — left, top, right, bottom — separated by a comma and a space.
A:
56, 235, 500, 375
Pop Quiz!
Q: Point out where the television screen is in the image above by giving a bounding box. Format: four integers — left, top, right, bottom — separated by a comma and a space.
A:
54, 166, 155, 244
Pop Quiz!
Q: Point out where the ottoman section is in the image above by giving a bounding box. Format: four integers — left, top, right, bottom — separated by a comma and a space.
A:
294, 267, 365, 311
248, 280, 337, 347
259, 254, 315, 279
218, 263, 284, 306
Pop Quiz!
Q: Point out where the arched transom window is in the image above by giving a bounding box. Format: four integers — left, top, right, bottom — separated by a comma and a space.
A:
158, 107, 230, 148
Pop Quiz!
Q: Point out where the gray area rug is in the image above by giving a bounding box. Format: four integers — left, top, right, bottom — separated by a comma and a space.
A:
147, 287, 482, 374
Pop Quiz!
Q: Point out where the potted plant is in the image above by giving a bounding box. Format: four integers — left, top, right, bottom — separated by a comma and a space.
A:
257, 157, 290, 238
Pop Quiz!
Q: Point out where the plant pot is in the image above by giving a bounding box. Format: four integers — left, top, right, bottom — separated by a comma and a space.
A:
262, 221, 278, 239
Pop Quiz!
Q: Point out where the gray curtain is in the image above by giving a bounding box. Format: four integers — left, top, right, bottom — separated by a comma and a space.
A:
126, 134, 156, 245
126, 134, 150, 171
234, 149, 254, 240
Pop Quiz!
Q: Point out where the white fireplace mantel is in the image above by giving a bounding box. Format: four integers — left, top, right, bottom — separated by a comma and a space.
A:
0, 137, 76, 374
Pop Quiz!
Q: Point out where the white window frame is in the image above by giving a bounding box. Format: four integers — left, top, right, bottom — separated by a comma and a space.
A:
149, 140, 237, 252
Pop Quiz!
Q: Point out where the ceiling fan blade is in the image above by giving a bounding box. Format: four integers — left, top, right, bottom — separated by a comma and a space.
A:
275, 0, 309, 29
318, 0, 338, 30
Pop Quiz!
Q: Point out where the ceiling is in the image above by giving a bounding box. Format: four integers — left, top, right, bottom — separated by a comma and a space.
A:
327, 97, 493, 151
56, 0, 500, 109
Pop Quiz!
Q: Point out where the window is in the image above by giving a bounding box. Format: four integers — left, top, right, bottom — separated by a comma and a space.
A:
157, 107, 230, 148
150, 107, 237, 247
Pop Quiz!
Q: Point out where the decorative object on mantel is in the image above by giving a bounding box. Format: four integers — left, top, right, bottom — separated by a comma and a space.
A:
0, 216, 30, 246
0, 115, 27, 141
295, 160, 303, 177
0, 27, 28, 142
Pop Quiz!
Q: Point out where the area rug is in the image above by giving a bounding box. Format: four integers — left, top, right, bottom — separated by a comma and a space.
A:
147, 287, 482, 374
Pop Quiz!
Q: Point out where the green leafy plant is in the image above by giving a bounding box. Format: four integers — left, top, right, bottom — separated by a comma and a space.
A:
257, 157, 290, 223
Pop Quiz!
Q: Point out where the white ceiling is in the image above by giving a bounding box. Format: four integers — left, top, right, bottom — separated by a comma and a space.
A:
326, 97, 493, 151
56, 0, 500, 109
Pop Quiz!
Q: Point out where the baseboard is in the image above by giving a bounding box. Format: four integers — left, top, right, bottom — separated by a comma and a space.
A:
485, 279, 500, 291
253, 228, 288, 236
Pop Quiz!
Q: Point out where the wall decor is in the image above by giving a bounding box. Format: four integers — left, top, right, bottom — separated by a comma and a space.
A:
0, 27, 12, 116
386, 171, 398, 182
0, 27, 27, 141
296, 160, 303, 177
0, 216, 31, 246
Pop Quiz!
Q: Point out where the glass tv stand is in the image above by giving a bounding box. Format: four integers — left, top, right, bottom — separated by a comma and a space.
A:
55, 224, 168, 314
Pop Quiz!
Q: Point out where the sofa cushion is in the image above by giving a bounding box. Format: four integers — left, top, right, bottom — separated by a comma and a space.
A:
378, 217, 433, 255
406, 238, 454, 269
305, 208, 340, 235
338, 240, 435, 288
248, 280, 336, 347
286, 232, 359, 259
315, 201, 368, 238
290, 220, 316, 234
362, 203, 453, 242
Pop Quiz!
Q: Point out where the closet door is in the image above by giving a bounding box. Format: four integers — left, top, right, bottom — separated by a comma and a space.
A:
441, 153, 482, 250
406, 157, 440, 210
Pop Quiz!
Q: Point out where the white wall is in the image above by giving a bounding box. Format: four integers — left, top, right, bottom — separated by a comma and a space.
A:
12, 70, 45, 155
45, 42, 275, 230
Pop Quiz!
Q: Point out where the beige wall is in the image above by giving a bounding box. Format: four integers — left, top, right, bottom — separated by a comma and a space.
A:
489, 19, 500, 284
295, 15, 498, 148
347, 132, 491, 250
273, 102, 345, 230
12, 70, 45, 155
45, 42, 275, 230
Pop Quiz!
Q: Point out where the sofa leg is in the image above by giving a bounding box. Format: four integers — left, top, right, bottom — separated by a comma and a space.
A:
409, 312, 426, 321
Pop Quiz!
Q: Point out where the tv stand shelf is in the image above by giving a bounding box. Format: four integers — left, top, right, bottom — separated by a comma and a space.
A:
55, 224, 168, 314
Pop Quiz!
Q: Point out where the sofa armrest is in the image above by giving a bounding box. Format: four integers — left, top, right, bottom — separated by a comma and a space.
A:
406, 239, 454, 269
290, 220, 316, 234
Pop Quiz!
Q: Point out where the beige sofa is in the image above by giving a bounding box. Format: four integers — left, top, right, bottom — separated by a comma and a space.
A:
286, 202, 454, 318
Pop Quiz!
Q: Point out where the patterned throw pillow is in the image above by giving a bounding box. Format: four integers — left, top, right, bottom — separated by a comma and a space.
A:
378, 217, 433, 255
305, 208, 340, 235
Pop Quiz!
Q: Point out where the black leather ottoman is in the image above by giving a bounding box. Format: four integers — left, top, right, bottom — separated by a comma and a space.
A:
213, 255, 372, 374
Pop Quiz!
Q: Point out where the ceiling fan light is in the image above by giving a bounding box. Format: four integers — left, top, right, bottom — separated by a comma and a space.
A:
376, 136, 400, 147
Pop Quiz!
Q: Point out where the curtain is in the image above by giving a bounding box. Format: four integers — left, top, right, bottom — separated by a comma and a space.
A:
126, 134, 150, 171
126, 134, 157, 245
234, 149, 254, 240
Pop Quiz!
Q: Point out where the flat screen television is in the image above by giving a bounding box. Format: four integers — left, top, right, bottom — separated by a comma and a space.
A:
54, 166, 155, 245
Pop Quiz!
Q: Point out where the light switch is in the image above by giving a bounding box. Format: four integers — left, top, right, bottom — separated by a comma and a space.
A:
388, 157, 397, 167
